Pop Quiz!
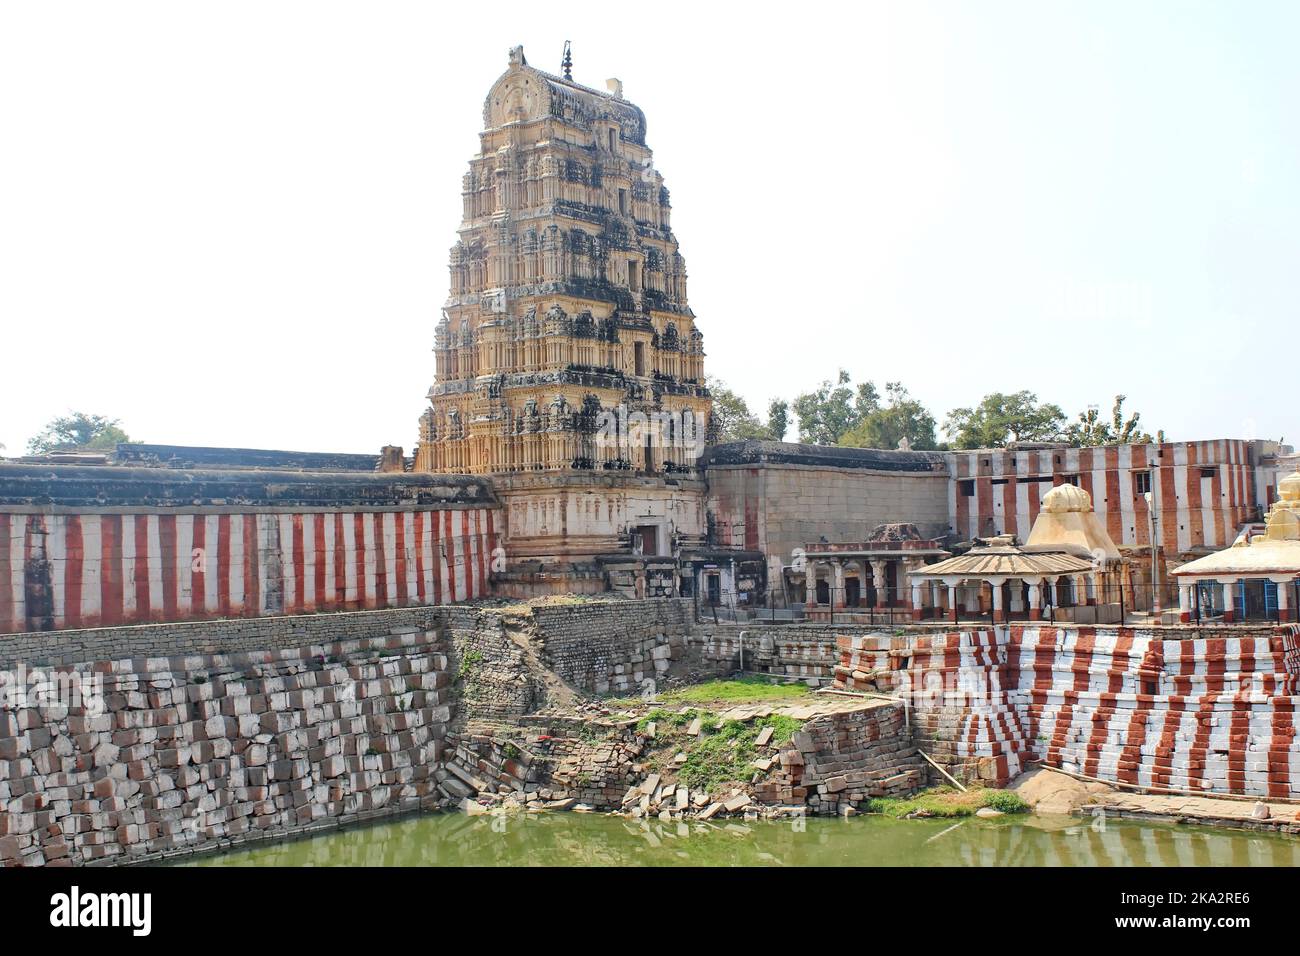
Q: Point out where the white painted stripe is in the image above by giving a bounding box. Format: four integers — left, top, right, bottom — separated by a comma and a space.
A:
301, 513, 316, 611
421, 513, 436, 604
403, 512, 417, 606
229, 514, 245, 612
362, 514, 377, 606
277, 514, 295, 613
176, 515, 194, 616
381, 512, 396, 607
48, 515, 67, 628
9, 517, 26, 631
322, 512, 336, 606
147, 515, 163, 617
205, 514, 221, 614
121, 515, 137, 618
343, 514, 358, 604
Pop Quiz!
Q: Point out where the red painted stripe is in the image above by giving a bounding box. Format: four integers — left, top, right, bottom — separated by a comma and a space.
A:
99, 514, 123, 627
217, 515, 232, 616
976, 473, 994, 538
486, 508, 497, 582
134, 515, 151, 622
353, 514, 367, 609
191, 515, 207, 619
1267, 698, 1294, 799
1159, 451, 1178, 553
372, 513, 388, 606
414, 511, 426, 604
0, 514, 12, 633
1104, 447, 1123, 544
394, 512, 408, 606
313, 513, 327, 610
65, 515, 84, 629
333, 514, 347, 609
954, 456, 969, 538
444, 509, 456, 601
243, 515, 259, 616
1186, 443, 1203, 548
291, 514, 306, 613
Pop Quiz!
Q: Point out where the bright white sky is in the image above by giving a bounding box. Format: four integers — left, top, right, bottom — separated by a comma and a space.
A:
1, 1, 1296, 455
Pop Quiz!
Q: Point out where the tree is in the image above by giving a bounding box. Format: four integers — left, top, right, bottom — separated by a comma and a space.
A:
791, 370, 880, 445
1065, 394, 1161, 447
26, 413, 131, 454
839, 382, 939, 450
707, 377, 786, 442
765, 399, 789, 443
943, 391, 1066, 449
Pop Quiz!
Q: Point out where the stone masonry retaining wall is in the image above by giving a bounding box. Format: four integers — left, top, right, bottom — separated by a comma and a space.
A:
0, 626, 451, 866
833, 623, 1300, 796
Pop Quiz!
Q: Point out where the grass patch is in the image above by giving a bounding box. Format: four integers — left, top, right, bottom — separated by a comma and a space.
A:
660, 676, 812, 705
674, 714, 804, 792
865, 786, 1030, 819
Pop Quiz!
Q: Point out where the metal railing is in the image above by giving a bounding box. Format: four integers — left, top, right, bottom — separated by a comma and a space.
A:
693, 580, 1299, 628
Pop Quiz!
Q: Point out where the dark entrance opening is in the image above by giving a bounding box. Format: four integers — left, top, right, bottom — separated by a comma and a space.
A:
844, 577, 861, 608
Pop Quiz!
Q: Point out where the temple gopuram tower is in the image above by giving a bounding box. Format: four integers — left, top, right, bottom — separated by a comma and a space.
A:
414, 45, 713, 597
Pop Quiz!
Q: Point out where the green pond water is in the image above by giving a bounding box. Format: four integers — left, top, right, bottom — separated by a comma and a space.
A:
179, 811, 1300, 867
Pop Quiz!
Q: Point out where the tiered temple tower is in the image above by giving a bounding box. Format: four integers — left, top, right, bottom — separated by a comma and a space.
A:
412, 46, 716, 597
415, 45, 710, 476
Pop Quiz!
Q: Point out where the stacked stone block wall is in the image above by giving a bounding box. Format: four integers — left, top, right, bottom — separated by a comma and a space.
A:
832, 623, 1300, 796
755, 703, 926, 812
0, 627, 452, 866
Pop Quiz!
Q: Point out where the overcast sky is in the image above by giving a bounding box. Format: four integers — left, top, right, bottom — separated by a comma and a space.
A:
1, 1, 1296, 455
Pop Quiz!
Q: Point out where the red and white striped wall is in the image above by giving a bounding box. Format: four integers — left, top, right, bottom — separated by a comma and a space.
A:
833, 623, 1300, 798
0, 507, 498, 635
948, 439, 1258, 554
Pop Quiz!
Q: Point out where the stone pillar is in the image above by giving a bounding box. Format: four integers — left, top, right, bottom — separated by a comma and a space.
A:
1073, 575, 1088, 608
872, 561, 888, 610
804, 571, 816, 609
947, 582, 960, 624
911, 581, 924, 621
1178, 582, 1193, 624
931, 581, 943, 620
1221, 580, 1236, 624
1275, 578, 1291, 624
990, 578, 1006, 624
1024, 576, 1042, 621
832, 561, 846, 609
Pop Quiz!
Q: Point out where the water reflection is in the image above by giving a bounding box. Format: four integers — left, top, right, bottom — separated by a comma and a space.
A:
177, 812, 1300, 867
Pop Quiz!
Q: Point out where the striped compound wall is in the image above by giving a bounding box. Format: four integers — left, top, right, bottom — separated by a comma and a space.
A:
948, 439, 1257, 555
0, 508, 497, 635
834, 624, 1300, 798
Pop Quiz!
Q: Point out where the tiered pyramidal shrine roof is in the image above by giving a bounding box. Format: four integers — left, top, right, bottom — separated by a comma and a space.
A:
415, 45, 710, 476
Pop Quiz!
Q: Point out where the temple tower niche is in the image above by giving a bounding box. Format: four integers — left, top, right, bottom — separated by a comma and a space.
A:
415, 44, 710, 478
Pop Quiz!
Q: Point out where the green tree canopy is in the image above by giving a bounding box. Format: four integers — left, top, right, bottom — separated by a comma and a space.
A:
943, 391, 1066, 449
708, 377, 787, 442
791, 370, 880, 445
26, 413, 131, 454
838, 382, 939, 450
1064, 394, 1162, 446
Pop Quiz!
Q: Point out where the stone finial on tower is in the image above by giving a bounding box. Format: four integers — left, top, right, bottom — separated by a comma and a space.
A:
561, 40, 572, 80
508, 45, 526, 67
606, 77, 624, 100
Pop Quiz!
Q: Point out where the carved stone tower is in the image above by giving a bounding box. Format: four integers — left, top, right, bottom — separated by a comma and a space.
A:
414, 45, 710, 476
412, 46, 713, 597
